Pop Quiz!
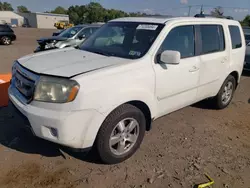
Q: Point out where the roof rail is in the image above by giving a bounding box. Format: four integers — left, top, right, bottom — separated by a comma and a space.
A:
194, 13, 233, 20
141, 15, 173, 18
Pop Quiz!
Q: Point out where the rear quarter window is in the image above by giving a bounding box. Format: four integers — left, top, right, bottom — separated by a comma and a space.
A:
229, 25, 242, 49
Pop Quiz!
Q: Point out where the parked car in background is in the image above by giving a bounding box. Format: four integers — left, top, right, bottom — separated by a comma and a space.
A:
245, 45, 250, 71
52, 29, 65, 36
9, 17, 245, 164
34, 24, 103, 53
22, 23, 30, 28
243, 26, 250, 45
0, 24, 16, 45
242, 27, 250, 71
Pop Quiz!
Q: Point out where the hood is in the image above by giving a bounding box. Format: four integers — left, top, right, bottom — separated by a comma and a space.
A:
18, 48, 129, 77
37, 36, 68, 44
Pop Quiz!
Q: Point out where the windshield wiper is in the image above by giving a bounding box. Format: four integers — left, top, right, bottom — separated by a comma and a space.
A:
89, 50, 113, 57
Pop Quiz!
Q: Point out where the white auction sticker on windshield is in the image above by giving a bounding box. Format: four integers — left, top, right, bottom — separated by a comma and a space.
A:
137, 24, 158, 30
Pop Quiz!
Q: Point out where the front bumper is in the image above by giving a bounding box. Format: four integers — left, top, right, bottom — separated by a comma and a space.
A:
8, 85, 105, 149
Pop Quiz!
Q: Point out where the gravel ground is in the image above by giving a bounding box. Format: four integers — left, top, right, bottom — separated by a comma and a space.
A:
0, 28, 250, 188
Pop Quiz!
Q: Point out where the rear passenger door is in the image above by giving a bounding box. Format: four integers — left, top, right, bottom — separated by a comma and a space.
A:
196, 24, 229, 100
228, 25, 245, 71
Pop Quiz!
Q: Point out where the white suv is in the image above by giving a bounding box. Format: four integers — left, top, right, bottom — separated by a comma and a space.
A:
9, 17, 245, 164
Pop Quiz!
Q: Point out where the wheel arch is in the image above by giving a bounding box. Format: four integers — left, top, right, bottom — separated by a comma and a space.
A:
229, 71, 239, 89
126, 100, 153, 131
81, 99, 155, 149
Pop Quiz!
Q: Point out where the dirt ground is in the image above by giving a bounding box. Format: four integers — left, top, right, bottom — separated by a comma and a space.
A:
0, 28, 250, 188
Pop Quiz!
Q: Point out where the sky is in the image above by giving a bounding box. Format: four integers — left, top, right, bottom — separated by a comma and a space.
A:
3, 0, 250, 20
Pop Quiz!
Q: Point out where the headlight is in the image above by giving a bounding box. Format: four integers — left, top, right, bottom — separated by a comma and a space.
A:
34, 76, 80, 103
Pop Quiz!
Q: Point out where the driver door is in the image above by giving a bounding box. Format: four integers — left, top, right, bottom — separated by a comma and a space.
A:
154, 25, 201, 116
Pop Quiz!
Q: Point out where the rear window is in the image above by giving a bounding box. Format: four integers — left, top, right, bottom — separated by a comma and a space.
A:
200, 25, 225, 55
229, 26, 242, 49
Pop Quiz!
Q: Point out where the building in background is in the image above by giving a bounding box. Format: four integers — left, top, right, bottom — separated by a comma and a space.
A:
0, 11, 24, 26
19, 12, 69, 29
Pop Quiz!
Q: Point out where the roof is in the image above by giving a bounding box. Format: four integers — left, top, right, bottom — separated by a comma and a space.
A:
35, 12, 69, 17
110, 16, 240, 25
110, 17, 173, 24
0, 11, 24, 19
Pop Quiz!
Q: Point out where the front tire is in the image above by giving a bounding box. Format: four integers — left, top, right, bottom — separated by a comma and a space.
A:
96, 104, 146, 164
1, 36, 11, 45
213, 75, 236, 109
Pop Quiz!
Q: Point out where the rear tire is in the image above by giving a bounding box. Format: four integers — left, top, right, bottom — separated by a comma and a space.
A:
1, 36, 11, 45
212, 75, 236, 109
95, 104, 146, 164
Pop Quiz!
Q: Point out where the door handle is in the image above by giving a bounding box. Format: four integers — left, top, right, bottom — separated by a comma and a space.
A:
221, 57, 228, 64
189, 66, 199, 72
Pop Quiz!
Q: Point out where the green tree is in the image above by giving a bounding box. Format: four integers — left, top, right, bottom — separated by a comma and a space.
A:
241, 15, 250, 27
57, 2, 156, 25
211, 6, 224, 17
17, 5, 30, 13
68, 5, 87, 24
51, 6, 67, 14
85, 2, 105, 23
0, 1, 14, 11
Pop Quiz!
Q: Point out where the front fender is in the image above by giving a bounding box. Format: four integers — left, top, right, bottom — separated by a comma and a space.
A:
99, 89, 157, 118
80, 88, 157, 148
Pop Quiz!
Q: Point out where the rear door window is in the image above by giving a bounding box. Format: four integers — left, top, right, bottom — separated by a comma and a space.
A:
229, 25, 242, 49
200, 25, 225, 55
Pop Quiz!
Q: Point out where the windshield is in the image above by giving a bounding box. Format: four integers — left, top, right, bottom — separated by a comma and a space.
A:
80, 22, 164, 59
59, 26, 82, 38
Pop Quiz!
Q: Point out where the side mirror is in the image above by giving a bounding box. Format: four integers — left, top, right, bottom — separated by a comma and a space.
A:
159, 50, 181, 65
78, 34, 86, 40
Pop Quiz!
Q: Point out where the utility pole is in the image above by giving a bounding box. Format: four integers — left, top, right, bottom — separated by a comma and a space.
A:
200, 4, 204, 14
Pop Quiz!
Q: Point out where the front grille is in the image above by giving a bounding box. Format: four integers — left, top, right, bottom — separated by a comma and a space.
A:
15, 71, 35, 100
12, 63, 40, 103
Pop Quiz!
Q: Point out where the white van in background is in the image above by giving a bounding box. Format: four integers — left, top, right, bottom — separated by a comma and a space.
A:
9, 16, 245, 164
